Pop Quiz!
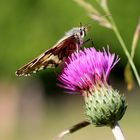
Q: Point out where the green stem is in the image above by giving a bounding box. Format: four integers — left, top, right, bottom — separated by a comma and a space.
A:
97, 2, 140, 86
110, 18, 140, 86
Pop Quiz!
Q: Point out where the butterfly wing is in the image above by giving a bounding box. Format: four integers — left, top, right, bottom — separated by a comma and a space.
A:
15, 35, 79, 76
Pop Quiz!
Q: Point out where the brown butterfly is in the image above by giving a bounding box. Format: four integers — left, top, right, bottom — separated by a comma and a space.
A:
15, 25, 88, 76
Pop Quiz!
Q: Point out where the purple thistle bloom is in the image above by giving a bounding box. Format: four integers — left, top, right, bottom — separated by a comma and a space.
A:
58, 47, 120, 94
58, 47, 127, 127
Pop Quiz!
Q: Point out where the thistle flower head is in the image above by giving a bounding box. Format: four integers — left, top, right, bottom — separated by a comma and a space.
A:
58, 47, 127, 126
58, 47, 119, 94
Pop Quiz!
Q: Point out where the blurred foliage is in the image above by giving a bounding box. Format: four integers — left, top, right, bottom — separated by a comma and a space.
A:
0, 0, 140, 80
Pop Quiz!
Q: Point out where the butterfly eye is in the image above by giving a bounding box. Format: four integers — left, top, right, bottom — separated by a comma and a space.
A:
80, 29, 83, 35
79, 28, 86, 38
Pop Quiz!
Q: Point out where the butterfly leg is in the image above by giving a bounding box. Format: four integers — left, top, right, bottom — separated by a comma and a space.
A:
82, 38, 95, 49
83, 38, 91, 45
52, 120, 90, 140
80, 38, 92, 51
90, 39, 95, 47
76, 43, 80, 53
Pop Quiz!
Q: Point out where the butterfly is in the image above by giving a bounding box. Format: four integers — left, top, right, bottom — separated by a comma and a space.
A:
15, 25, 88, 76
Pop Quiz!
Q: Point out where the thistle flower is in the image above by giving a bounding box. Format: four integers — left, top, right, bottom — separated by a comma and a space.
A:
58, 47, 127, 128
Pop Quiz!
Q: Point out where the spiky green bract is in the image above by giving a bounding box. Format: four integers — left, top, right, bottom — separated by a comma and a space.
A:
84, 83, 127, 126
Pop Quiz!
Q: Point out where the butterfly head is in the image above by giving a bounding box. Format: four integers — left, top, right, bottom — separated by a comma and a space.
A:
78, 23, 90, 38
66, 25, 88, 39
79, 26, 87, 38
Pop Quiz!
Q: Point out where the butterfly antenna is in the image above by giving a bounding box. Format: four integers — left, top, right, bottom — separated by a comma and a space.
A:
80, 22, 83, 28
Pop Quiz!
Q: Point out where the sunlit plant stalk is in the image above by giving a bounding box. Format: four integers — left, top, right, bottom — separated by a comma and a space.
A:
130, 20, 140, 60
111, 122, 125, 140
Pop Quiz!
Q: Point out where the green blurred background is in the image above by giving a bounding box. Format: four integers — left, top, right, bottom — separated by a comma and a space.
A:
0, 0, 140, 140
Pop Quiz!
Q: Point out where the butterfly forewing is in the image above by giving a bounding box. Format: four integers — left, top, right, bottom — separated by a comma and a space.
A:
15, 35, 80, 76
15, 25, 88, 76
